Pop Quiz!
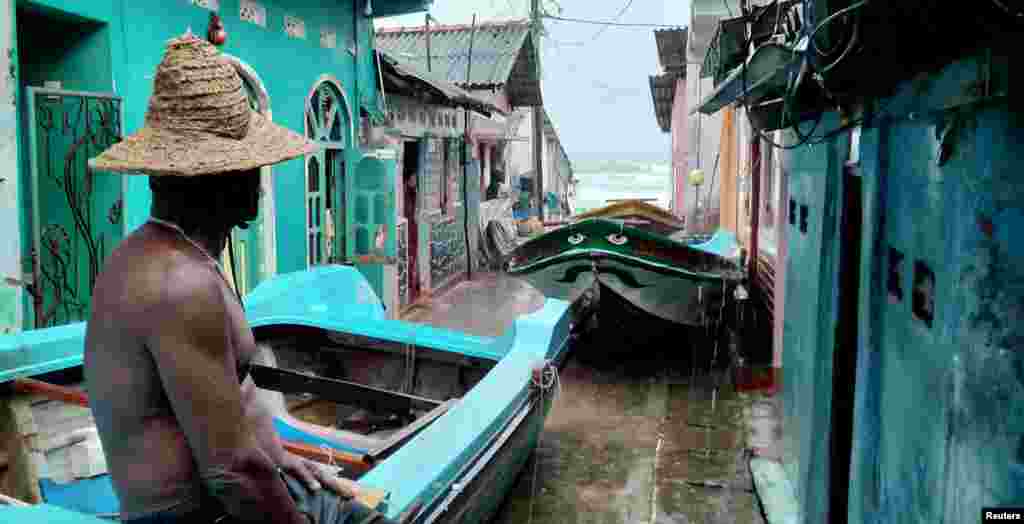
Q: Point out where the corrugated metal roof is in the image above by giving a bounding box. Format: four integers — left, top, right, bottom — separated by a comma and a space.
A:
654, 27, 688, 73
649, 74, 680, 133
375, 20, 542, 107
378, 51, 505, 116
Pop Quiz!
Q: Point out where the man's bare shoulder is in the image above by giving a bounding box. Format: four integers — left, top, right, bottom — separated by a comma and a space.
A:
100, 229, 228, 324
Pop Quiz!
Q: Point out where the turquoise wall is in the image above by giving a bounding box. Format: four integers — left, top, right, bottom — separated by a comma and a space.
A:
780, 112, 848, 523
782, 48, 1021, 523
12, 0, 387, 308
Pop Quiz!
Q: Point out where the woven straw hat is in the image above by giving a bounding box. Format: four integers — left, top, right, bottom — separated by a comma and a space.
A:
89, 32, 317, 176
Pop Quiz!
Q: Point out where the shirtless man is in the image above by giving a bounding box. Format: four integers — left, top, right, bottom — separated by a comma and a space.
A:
84, 33, 416, 524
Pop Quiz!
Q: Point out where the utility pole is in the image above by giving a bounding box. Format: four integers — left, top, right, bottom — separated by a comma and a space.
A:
531, 0, 544, 221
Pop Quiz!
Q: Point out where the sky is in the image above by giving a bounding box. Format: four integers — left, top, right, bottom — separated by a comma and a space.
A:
375, 0, 692, 163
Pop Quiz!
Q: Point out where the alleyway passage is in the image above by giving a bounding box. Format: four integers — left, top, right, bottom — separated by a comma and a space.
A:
402, 273, 781, 524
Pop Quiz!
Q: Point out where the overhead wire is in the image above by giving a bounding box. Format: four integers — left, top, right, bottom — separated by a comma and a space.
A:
590, 0, 636, 41
541, 14, 683, 28
990, 0, 1024, 18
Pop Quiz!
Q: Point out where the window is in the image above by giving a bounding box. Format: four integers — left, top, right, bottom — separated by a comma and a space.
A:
305, 79, 349, 266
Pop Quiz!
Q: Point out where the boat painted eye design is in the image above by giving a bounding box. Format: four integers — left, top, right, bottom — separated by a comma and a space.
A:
607, 234, 628, 246
568, 233, 586, 245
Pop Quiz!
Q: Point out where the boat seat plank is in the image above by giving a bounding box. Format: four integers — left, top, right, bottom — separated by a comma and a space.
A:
250, 364, 442, 415
367, 399, 459, 463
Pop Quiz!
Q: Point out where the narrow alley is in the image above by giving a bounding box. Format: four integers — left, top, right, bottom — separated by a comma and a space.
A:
404, 273, 779, 524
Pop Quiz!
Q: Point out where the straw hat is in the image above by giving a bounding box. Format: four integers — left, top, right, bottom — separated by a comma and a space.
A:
89, 31, 317, 176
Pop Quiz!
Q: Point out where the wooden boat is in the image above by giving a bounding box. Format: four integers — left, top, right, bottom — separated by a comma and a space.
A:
0, 266, 573, 523
506, 218, 744, 329
573, 199, 686, 237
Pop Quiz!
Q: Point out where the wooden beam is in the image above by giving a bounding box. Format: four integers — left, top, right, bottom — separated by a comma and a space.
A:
0, 396, 43, 504
10, 379, 375, 475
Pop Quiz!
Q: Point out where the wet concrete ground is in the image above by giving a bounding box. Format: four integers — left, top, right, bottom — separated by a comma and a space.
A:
402, 273, 781, 524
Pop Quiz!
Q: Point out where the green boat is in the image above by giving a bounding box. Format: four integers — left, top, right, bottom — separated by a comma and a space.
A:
506, 218, 744, 329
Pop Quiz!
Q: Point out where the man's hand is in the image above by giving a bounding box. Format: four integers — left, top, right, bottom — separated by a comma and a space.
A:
279, 455, 361, 499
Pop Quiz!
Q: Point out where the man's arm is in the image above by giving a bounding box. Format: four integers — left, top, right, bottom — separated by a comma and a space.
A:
148, 267, 307, 524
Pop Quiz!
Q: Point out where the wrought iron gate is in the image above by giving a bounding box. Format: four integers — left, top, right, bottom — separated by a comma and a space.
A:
26, 88, 123, 328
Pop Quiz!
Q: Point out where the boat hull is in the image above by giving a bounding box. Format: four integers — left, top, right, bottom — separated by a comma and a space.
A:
519, 254, 730, 328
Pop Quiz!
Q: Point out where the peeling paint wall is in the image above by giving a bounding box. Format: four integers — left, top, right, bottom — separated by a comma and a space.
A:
0, 0, 20, 334
782, 48, 1020, 523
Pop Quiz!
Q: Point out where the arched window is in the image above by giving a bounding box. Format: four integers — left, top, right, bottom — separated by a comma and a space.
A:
305, 77, 352, 266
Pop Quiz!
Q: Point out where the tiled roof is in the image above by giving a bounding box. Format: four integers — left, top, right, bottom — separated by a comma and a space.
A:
375, 20, 542, 107
654, 27, 688, 73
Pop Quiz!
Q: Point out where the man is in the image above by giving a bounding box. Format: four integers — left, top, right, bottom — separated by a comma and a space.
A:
84, 33, 417, 524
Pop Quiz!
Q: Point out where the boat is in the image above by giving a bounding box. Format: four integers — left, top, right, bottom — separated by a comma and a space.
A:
0, 265, 573, 524
573, 199, 686, 237
506, 217, 744, 330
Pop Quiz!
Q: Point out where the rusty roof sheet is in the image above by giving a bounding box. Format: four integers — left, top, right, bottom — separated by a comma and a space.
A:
649, 73, 681, 133
378, 51, 505, 116
375, 20, 542, 107
654, 27, 688, 73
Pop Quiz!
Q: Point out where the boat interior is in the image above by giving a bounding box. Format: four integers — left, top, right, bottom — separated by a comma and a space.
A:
251, 324, 499, 479
0, 322, 503, 515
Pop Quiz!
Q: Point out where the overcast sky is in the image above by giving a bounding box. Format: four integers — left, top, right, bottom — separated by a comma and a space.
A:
375, 0, 691, 162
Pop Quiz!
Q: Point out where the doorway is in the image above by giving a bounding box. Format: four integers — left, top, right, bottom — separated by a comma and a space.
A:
828, 164, 863, 523
402, 140, 421, 304
17, 5, 118, 329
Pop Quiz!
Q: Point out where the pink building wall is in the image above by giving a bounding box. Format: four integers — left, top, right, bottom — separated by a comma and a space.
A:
669, 77, 688, 219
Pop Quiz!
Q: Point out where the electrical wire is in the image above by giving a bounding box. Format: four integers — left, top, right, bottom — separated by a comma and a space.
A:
541, 14, 683, 28
808, 0, 869, 59
991, 0, 1024, 18
590, 0, 636, 41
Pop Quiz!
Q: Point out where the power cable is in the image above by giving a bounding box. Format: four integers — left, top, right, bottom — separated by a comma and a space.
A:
991, 0, 1024, 18
541, 14, 683, 28
590, 0, 636, 41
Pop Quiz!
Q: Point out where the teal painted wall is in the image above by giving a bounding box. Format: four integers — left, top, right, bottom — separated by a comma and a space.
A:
780, 113, 848, 523
10, 0, 388, 320
782, 48, 1020, 523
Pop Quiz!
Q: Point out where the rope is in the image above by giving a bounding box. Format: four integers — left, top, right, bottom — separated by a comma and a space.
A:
527, 360, 560, 524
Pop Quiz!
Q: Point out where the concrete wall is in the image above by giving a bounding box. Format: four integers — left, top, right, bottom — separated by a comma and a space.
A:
781, 48, 1021, 523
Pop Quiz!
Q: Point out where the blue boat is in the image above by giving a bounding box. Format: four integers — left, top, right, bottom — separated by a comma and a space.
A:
0, 266, 573, 523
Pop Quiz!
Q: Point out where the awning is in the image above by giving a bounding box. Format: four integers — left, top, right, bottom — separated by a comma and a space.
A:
693, 42, 799, 116
377, 51, 506, 117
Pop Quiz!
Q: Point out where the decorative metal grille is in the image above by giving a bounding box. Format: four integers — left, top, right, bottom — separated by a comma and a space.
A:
320, 28, 337, 49
29, 91, 122, 327
284, 14, 306, 39
239, 0, 266, 27
190, 0, 219, 11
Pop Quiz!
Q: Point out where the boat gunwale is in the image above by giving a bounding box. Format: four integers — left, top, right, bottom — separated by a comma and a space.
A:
508, 247, 743, 282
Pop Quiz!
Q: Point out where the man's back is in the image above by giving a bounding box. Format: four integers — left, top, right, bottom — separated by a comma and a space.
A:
84, 225, 252, 520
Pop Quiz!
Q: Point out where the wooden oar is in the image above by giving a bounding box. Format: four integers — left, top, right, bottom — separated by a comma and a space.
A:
10, 378, 371, 474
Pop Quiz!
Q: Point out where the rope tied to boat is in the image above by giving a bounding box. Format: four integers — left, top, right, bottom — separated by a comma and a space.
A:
527, 359, 561, 524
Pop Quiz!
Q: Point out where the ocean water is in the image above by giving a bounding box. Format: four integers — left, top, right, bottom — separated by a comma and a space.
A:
572, 171, 672, 214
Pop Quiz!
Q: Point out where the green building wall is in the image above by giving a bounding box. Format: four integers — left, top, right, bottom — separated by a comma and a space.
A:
4, 0, 397, 331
